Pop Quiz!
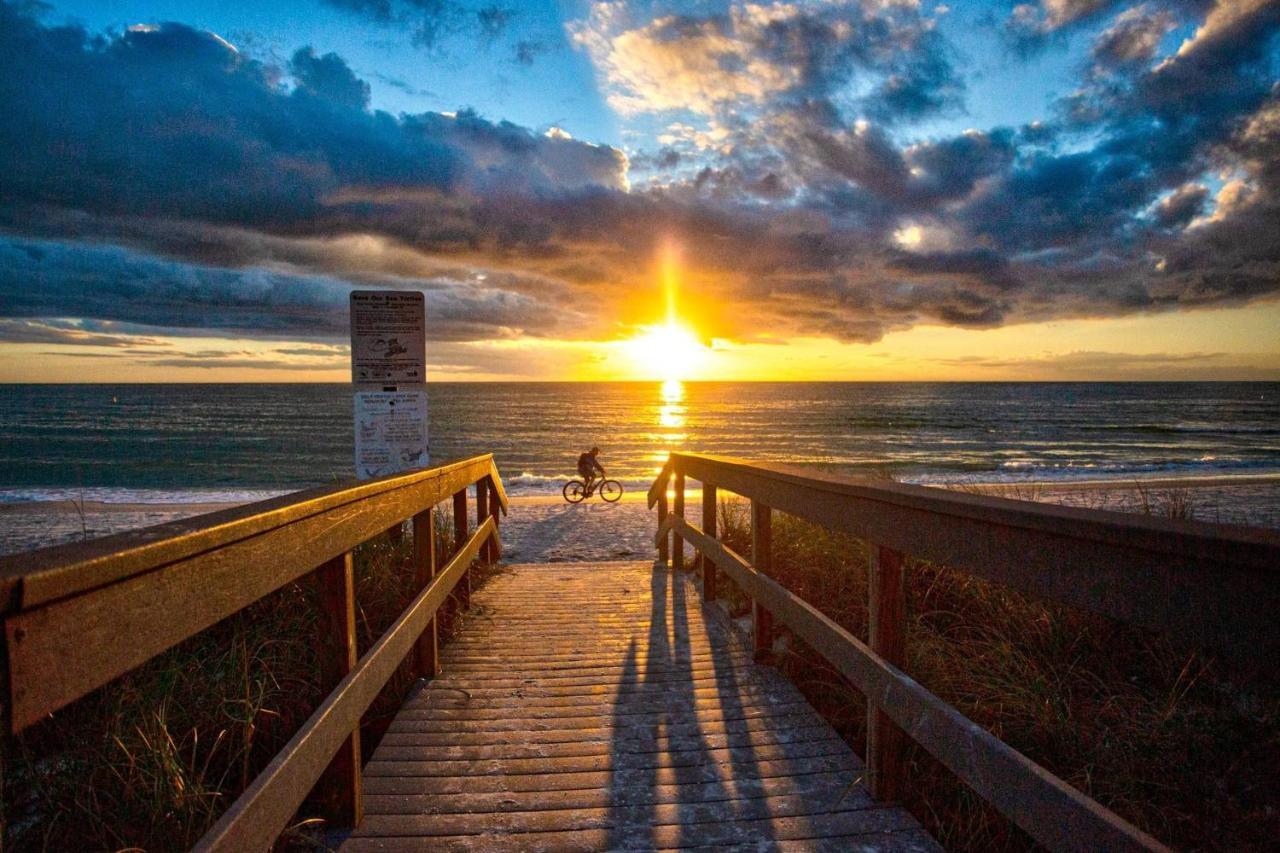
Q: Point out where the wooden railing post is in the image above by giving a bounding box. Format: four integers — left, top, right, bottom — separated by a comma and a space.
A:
657, 493, 670, 566
751, 500, 773, 662
486, 478, 501, 562
411, 509, 438, 679
453, 488, 470, 610
867, 544, 907, 802
672, 470, 686, 571
312, 552, 362, 827
701, 483, 718, 600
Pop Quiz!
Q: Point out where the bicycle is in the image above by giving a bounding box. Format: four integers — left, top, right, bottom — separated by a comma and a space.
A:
563, 475, 623, 504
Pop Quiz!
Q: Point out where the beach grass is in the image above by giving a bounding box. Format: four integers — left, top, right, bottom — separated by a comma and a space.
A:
712, 493, 1280, 852
2, 508, 483, 851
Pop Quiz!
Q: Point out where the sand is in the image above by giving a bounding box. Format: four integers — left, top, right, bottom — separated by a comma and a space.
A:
2, 476, 1277, 560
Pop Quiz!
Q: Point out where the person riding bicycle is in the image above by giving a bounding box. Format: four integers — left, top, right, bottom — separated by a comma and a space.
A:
577, 447, 606, 495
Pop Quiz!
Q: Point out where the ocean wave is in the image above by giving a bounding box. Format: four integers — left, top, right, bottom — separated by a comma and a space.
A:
910, 457, 1280, 486
504, 471, 655, 496
0, 486, 291, 505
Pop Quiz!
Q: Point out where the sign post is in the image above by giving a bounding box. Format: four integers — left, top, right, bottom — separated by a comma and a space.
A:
350, 291, 428, 480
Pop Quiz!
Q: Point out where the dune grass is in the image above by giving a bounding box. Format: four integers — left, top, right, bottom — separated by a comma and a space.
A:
712, 493, 1279, 852
3, 508, 485, 852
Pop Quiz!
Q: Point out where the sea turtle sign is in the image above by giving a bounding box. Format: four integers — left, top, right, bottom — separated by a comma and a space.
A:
354, 389, 429, 480
350, 289, 429, 479
350, 290, 426, 384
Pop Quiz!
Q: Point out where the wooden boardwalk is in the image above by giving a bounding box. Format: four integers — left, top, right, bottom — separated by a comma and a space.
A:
341, 561, 939, 852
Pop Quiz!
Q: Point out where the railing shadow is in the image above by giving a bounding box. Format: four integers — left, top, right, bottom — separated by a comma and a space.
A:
607, 565, 786, 848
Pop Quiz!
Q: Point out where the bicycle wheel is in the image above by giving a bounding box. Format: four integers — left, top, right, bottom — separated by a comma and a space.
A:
563, 479, 586, 503
599, 480, 624, 502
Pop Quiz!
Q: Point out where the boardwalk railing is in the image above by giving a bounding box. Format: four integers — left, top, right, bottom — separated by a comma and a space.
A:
651, 452, 1280, 853
0, 454, 508, 850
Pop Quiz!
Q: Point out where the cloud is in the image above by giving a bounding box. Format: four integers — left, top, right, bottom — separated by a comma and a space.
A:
1007, 0, 1129, 49
0, 237, 574, 342
570, 1, 962, 123
291, 47, 371, 109
0, 318, 164, 347
0, 1, 1277, 364
1153, 182, 1209, 226
322, 0, 519, 52
934, 349, 1278, 380
1090, 4, 1178, 68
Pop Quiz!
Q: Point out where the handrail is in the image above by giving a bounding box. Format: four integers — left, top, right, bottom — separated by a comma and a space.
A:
659, 514, 1165, 853
1, 454, 506, 848
659, 453, 1279, 657
0, 454, 507, 614
195, 517, 497, 851
651, 452, 1280, 853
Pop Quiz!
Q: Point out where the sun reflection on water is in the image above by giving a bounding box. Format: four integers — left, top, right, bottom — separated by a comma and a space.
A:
658, 379, 685, 429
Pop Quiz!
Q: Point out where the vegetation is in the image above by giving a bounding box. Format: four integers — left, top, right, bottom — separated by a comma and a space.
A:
3, 509, 483, 852
713, 492, 1279, 852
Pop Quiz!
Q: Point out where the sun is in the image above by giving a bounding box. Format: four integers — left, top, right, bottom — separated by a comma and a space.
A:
623, 321, 708, 381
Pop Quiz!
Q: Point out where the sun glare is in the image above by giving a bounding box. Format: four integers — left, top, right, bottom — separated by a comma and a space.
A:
624, 322, 708, 381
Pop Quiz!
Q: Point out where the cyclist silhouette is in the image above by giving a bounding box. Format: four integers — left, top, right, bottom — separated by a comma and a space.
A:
577, 447, 606, 495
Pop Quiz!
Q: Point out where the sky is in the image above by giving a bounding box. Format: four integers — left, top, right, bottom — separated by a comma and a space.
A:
0, 0, 1277, 381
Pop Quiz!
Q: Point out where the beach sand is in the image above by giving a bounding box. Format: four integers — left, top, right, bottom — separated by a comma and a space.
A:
2, 475, 1278, 560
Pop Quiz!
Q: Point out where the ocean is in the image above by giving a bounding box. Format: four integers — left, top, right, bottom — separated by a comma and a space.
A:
2, 381, 1278, 503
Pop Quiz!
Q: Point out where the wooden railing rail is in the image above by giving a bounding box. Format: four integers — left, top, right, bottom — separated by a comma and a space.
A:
652, 452, 1280, 853
651, 453, 1279, 658
0, 454, 508, 847
196, 517, 497, 850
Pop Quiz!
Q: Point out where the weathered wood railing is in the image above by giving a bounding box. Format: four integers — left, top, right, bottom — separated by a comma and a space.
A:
651, 452, 1280, 853
0, 454, 508, 850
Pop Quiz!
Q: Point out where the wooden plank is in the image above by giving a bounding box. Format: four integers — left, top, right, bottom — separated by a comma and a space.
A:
666, 515, 1170, 853
453, 488, 470, 611
702, 483, 718, 600
476, 479, 491, 568
672, 471, 685, 571
485, 460, 510, 516
486, 477, 502, 562
363, 738, 849, 776
867, 545, 906, 803
359, 755, 861, 797
646, 457, 672, 509
361, 769, 868, 814
656, 495, 669, 565
352, 791, 892, 836
751, 500, 773, 662
381, 713, 833, 744
311, 552, 363, 827
411, 509, 438, 679
0, 455, 493, 613
5, 466, 490, 733
668, 452, 1280, 659
370, 727, 845, 762
193, 517, 497, 852
342, 809, 926, 851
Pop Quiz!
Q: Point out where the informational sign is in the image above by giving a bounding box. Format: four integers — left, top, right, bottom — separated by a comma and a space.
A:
354, 389, 429, 480
350, 291, 426, 384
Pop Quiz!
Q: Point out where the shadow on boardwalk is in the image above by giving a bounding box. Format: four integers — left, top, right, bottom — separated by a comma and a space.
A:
606, 566, 778, 848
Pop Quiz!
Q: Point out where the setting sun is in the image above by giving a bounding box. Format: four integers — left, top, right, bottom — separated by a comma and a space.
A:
623, 322, 708, 381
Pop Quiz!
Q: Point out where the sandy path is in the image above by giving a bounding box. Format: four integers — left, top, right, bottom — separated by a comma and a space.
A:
2, 478, 1277, 559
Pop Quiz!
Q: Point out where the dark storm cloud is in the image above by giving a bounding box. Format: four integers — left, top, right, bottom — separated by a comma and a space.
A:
1006, 0, 1130, 51
291, 47, 371, 109
1090, 5, 1178, 68
322, 0, 517, 51
1154, 183, 1209, 226
0, 237, 571, 341
0, 318, 163, 347
0, 0, 1278, 353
